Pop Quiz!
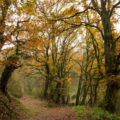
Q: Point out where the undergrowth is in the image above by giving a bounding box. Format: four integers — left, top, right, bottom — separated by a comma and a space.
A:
0, 92, 31, 120
73, 106, 120, 120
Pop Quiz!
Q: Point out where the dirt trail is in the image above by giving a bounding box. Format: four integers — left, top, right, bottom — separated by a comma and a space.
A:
20, 96, 77, 120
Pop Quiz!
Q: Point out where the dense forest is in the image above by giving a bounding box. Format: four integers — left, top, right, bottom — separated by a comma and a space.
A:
0, 0, 120, 120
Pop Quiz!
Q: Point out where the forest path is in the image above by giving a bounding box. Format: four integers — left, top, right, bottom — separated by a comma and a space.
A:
20, 96, 77, 120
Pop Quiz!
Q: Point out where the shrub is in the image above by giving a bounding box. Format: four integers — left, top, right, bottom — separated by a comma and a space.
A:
73, 106, 120, 120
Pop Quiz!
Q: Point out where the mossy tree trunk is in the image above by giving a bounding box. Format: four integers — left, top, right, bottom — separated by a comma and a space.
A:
101, 6, 117, 112
0, 65, 17, 101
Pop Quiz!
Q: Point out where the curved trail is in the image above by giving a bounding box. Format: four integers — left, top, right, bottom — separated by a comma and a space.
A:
20, 96, 77, 120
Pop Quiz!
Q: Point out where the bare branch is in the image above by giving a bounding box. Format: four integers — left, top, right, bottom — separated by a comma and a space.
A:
60, 19, 82, 27
115, 35, 120, 43
61, 20, 104, 40
11, 18, 31, 35
53, 17, 104, 41
109, 1, 120, 17
49, 7, 100, 21
83, 22, 104, 40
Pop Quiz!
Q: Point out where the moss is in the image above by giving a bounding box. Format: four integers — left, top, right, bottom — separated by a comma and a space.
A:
0, 92, 31, 120
0, 92, 11, 120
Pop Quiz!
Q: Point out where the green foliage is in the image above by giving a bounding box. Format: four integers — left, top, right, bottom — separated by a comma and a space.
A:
73, 106, 120, 120
92, 107, 120, 120
73, 105, 86, 114
8, 54, 20, 60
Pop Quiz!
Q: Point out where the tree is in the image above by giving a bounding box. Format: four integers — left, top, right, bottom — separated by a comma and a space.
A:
25, 1, 78, 104
51, 0, 120, 112
0, 0, 11, 50
0, 55, 20, 100
0, 0, 34, 98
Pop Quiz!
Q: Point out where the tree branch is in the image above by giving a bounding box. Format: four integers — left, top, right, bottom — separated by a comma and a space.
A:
11, 18, 31, 35
115, 35, 120, 43
83, 22, 104, 40
91, 0, 101, 15
109, 1, 120, 17
49, 7, 100, 21
53, 18, 104, 41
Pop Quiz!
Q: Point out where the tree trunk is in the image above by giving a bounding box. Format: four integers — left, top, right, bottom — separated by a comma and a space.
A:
94, 80, 99, 104
62, 95, 65, 105
76, 74, 82, 105
104, 80, 119, 113
44, 63, 50, 98
89, 77, 93, 106
101, 10, 117, 112
81, 85, 89, 105
0, 65, 16, 101
44, 46, 50, 99
66, 94, 70, 104
61, 81, 66, 105
104, 29, 117, 112
55, 82, 61, 104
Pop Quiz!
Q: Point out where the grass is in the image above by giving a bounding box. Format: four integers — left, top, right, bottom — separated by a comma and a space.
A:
21, 105, 40, 117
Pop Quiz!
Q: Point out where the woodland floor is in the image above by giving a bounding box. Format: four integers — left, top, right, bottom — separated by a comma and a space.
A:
20, 96, 77, 120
